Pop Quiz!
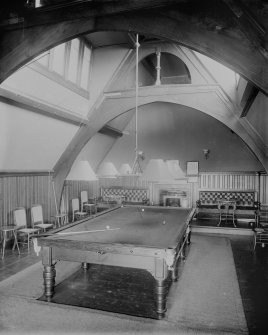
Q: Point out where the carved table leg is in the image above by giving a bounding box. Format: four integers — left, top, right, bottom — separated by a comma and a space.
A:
43, 264, 56, 302
155, 279, 167, 319
172, 260, 179, 282
187, 229, 192, 244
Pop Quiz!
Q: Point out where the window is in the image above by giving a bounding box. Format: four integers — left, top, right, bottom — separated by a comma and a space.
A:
32, 38, 91, 95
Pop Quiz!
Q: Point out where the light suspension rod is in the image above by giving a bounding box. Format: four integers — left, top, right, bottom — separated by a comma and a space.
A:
135, 33, 139, 159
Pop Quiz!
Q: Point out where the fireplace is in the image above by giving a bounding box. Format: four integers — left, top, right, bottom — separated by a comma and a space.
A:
152, 180, 192, 207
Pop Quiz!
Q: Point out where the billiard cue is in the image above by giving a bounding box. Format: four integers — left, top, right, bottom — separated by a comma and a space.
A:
33, 227, 120, 238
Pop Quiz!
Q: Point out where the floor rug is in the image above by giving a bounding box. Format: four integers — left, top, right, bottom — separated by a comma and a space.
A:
0, 234, 248, 334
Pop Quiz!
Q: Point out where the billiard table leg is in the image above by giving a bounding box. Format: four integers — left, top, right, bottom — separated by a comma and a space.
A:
155, 279, 167, 319
187, 229, 192, 244
172, 260, 179, 282
43, 264, 56, 302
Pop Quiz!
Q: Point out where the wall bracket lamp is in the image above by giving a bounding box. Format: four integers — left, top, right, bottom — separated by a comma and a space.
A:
203, 149, 210, 160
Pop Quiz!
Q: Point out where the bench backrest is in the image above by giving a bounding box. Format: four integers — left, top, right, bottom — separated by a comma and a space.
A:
198, 191, 256, 207
101, 187, 149, 202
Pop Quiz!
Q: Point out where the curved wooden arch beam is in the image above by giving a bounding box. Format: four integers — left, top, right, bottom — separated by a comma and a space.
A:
0, 2, 267, 92
1, 1, 268, 204
53, 84, 268, 206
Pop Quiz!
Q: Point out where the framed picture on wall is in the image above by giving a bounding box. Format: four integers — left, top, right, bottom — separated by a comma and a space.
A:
186, 161, 199, 176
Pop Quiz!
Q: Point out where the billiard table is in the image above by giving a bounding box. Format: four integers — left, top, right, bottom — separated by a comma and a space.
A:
38, 205, 194, 319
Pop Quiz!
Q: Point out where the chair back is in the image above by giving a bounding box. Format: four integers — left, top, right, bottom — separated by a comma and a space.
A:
72, 198, 80, 212
31, 204, 44, 226
81, 191, 88, 204
13, 207, 27, 228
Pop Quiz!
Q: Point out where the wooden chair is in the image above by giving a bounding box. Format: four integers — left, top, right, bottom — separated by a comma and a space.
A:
13, 207, 39, 250
31, 204, 54, 232
253, 227, 268, 250
254, 205, 268, 250
81, 191, 96, 216
71, 198, 87, 222
217, 200, 236, 227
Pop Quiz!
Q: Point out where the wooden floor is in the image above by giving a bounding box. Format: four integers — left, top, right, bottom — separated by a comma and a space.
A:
1, 219, 268, 334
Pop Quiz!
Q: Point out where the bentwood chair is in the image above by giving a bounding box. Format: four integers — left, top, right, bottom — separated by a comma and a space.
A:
81, 191, 96, 216
31, 204, 54, 232
13, 207, 40, 250
217, 200, 237, 227
253, 205, 268, 250
71, 198, 87, 222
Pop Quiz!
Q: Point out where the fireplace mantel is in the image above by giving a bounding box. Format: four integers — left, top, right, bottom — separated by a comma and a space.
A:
152, 179, 193, 207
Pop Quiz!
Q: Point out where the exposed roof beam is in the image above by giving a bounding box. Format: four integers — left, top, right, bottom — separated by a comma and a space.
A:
240, 83, 259, 118
222, 0, 265, 36
0, 86, 124, 136
222, 0, 267, 58
1, 0, 180, 30
127, 33, 137, 49
98, 125, 123, 138
0, 87, 88, 126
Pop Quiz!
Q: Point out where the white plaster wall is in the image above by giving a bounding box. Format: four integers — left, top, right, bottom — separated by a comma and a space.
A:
246, 92, 268, 147
87, 46, 130, 113
103, 102, 263, 172
0, 102, 78, 170
2, 67, 90, 118
73, 133, 116, 173
194, 52, 238, 101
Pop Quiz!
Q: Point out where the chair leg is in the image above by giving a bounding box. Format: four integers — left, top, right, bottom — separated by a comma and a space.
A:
218, 213, 222, 226
233, 214, 236, 228
1, 232, 7, 259
12, 230, 20, 254
253, 234, 257, 251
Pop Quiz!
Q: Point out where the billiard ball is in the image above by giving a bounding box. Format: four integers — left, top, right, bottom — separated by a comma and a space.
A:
106, 225, 110, 230
162, 221, 166, 225
141, 208, 144, 212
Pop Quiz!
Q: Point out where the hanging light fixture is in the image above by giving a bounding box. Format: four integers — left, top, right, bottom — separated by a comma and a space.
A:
66, 160, 98, 181
97, 161, 119, 178
131, 33, 145, 175
119, 163, 132, 175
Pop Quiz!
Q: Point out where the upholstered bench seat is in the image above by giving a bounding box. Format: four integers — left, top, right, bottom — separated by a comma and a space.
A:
196, 190, 258, 223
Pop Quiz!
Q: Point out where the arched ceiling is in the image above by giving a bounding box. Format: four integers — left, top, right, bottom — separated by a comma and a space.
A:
0, 0, 267, 92
0, 0, 268, 202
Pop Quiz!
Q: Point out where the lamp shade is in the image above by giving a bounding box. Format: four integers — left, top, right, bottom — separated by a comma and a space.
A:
97, 162, 119, 178
119, 163, 132, 175
66, 160, 98, 181
166, 160, 185, 179
141, 159, 174, 181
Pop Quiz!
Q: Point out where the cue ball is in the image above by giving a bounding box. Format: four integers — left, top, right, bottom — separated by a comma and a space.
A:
106, 225, 110, 229
141, 208, 144, 212
162, 221, 166, 225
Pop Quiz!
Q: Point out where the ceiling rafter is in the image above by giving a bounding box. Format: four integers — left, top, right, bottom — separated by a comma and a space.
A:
240, 83, 259, 118
0, 87, 88, 126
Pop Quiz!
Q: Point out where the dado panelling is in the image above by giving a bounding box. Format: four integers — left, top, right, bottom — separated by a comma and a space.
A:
0, 173, 55, 230
259, 174, 268, 205
199, 173, 258, 191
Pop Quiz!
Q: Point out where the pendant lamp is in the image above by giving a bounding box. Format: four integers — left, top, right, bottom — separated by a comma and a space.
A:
141, 159, 174, 181
97, 162, 119, 178
66, 160, 98, 181
119, 163, 132, 175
